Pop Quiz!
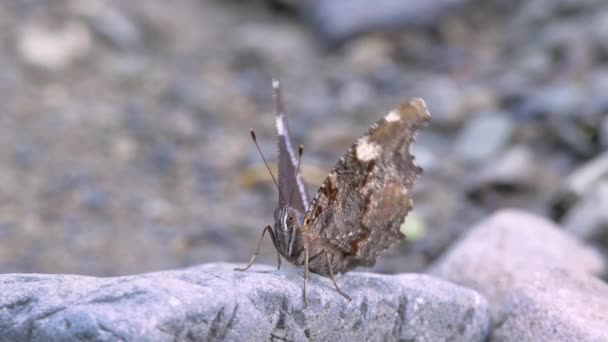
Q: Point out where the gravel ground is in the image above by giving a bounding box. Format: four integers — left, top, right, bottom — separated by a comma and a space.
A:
0, 0, 606, 277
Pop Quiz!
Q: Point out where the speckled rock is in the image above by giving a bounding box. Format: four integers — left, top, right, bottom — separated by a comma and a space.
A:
491, 269, 608, 342
0, 263, 491, 341
429, 209, 605, 316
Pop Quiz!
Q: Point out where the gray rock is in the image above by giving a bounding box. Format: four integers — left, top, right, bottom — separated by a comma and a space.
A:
0, 263, 491, 341
581, 68, 608, 121
306, 0, 466, 44
414, 76, 468, 127
454, 112, 515, 164
468, 145, 537, 192
591, 10, 608, 56
555, 151, 608, 203
601, 116, 608, 148
562, 181, 608, 241
492, 269, 608, 342
17, 20, 92, 71
84, 5, 142, 52
512, 48, 553, 80
430, 209, 605, 317
519, 83, 584, 119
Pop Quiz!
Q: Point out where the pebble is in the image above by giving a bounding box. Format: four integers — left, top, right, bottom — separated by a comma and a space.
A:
414, 76, 468, 127
561, 181, 608, 241
518, 83, 584, 119
336, 79, 375, 113
78, 186, 109, 212
556, 150, 608, 201
235, 22, 314, 66
343, 36, 394, 73
602, 116, 608, 148
85, 5, 142, 51
148, 141, 177, 176
17, 20, 91, 71
306, 0, 467, 44
467, 145, 537, 194
453, 111, 515, 164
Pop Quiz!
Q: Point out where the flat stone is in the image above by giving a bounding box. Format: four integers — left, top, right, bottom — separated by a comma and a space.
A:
559, 150, 608, 199
429, 209, 605, 316
519, 83, 585, 119
453, 111, 515, 164
467, 145, 537, 193
601, 115, 608, 148
561, 181, 608, 242
414, 76, 468, 127
492, 269, 608, 341
306, 0, 466, 44
83, 5, 142, 52
0, 263, 491, 341
17, 20, 92, 71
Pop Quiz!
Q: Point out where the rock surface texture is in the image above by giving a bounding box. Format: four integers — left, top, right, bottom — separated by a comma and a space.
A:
492, 269, 608, 342
431, 209, 608, 341
0, 263, 491, 342
430, 209, 605, 310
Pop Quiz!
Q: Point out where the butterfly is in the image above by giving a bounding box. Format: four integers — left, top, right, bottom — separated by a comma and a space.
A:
236, 79, 430, 307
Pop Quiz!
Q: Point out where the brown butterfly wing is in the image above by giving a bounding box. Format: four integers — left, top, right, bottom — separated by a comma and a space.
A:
301, 98, 430, 270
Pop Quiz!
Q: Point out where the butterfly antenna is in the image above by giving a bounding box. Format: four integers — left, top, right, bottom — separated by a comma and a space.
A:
288, 144, 304, 207
250, 129, 286, 203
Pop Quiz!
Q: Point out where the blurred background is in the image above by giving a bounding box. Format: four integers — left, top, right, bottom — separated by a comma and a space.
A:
0, 0, 606, 276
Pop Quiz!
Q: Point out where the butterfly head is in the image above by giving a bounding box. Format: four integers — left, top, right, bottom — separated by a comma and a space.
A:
273, 205, 302, 260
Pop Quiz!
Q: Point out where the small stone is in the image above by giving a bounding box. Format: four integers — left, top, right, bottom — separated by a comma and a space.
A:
519, 83, 584, 119
492, 269, 608, 342
0, 223, 16, 240
148, 141, 176, 175
78, 187, 109, 212
601, 116, 608, 148
141, 198, 174, 222
453, 111, 515, 164
430, 209, 605, 317
85, 5, 142, 51
513, 48, 553, 79
235, 22, 314, 63
12, 143, 41, 170
561, 181, 608, 241
548, 118, 596, 157
410, 141, 440, 174
306, 0, 467, 44
592, 10, 608, 56
414, 76, 467, 127
580, 68, 608, 118
336, 79, 375, 113
17, 20, 91, 71
555, 150, 608, 201
169, 111, 199, 142
467, 145, 537, 194
343, 36, 393, 72
0, 263, 492, 341
112, 136, 138, 162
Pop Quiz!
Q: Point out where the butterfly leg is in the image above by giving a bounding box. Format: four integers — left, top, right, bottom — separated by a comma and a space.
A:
234, 225, 277, 271
324, 251, 352, 301
303, 246, 309, 308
